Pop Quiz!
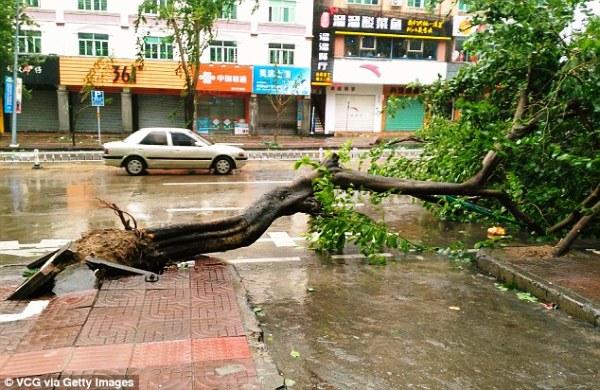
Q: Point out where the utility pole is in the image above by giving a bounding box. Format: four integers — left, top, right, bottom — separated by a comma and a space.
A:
10, 0, 20, 147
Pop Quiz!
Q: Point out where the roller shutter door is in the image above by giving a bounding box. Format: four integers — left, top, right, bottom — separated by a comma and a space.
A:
385, 97, 424, 131
73, 93, 122, 133
17, 90, 59, 132
198, 96, 246, 133
334, 95, 375, 132
138, 95, 185, 128
256, 95, 297, 135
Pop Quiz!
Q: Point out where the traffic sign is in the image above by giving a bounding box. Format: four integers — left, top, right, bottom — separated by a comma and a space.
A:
91, 90, 104, 107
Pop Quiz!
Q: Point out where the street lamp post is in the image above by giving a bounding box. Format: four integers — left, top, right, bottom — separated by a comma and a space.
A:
10, 0, 20, 147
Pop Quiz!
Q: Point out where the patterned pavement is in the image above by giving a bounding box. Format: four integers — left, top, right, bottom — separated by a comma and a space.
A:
0, 261, 260, 389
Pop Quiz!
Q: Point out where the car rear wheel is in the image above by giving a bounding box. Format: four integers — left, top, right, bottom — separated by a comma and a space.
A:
212, 156, 234, 175
124, 157, 146, 176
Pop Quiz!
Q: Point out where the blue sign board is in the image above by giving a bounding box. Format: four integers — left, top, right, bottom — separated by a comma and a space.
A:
4, 76, 14, 114
91, 90, 105, 107
252, 66, 311, 95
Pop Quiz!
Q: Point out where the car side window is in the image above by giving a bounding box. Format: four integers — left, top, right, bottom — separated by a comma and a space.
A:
140, 132, 168, 145
171, 132, 196, 147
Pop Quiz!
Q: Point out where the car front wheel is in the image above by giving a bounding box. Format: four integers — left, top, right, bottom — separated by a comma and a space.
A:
212, 156, 234, 175
124, 156, 146, 176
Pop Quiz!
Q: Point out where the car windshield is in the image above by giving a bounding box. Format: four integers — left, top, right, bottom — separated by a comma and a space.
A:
120, 129, 214, 146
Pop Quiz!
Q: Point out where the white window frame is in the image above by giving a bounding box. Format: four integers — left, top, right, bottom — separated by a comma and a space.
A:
269, 43, 295, 65
458, 0, 470, 12
347, 0, 379, 5
209, 41, 238, 64
25, 0, 40, 7
143, 0, 170, 15
78, 33, 109, 56
143, 36, 173, 59
78, 0, 107, 11
407, 0, 427, 8
19, 30, 42, 54
268, 0, 296, 24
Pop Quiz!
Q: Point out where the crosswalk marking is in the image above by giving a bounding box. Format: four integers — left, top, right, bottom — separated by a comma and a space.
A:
0, 301, 49, 323
268, 232, 298, 247
163, 180, 292, 186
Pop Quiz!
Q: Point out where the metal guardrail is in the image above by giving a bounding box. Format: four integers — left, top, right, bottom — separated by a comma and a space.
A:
0, 147, 422, 164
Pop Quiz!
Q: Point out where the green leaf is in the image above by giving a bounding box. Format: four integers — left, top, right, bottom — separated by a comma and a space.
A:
290, 350, 300, 358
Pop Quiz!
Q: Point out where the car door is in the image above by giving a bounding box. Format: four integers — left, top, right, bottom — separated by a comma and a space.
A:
137, 130, 171, 168
169, 131, 212, 169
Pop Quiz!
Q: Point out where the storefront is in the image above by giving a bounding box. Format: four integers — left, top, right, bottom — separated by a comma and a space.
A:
195, 64, 252, 134
60, 57, 187, 133
253, 65, 311, 136
317, 11, 450, 134
12, 56, 60, 132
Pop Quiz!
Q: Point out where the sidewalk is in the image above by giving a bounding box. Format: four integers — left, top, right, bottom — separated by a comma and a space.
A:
0, 131, 397, 151
0, 260, 280, 389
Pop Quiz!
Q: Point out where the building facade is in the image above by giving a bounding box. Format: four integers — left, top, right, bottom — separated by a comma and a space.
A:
9, 0, 314, 135
311, 0, 472, 135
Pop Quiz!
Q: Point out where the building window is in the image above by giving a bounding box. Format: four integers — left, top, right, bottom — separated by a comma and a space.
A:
268, 0, 296, 23
347, 0, 379, 5
344, 35, 437, 60
209, 41, 237, 63
144, 36, 173, 59
458, 0, 470, 12
219, 3, 237, 19
407, 0, 427, 8
78, 33, 109, 56
269, 43, 295, 65
78, 0, 107, 11
25, 0, 40, 7
143, 0, 170, 14
18, 30, 42, 54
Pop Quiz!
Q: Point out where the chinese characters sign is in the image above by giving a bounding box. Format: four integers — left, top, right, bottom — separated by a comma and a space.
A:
253, 66, 311, 95
311, 11, 334, 86
197, 64, 253, 92
332, 13, 449, 37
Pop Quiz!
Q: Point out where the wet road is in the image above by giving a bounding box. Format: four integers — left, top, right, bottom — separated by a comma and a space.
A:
1, 162, 599, 389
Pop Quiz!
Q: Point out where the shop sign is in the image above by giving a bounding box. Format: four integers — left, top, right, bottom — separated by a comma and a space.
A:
253, 66, 311, 95
332, 13, 450, 37
5, 56, 59, 85
60, 57, 184, 89
311, 11, 334, 86
197, 64, 253, 92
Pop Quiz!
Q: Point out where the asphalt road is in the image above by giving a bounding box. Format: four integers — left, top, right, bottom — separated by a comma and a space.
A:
1, 162, 599, 389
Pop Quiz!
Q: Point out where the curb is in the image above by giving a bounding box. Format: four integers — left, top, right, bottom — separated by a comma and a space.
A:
475, 249, 600, 327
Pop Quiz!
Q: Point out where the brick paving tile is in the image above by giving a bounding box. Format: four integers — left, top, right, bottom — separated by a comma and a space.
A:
32, 306, 91, 329
59, 369, 129, 389
192, 280, 237, 298
190, 317, 246, 340
15, 324, 80, 352
190, 264, 230, 284
0, 320, 35, 354
0, 299, 30, 315
130, 339, 192, 368
134, 319, 191, 343
141, 289, 192, 321
146, 271, 191, 290
0, 282, 21, 301
0, 354, 9, 371
193, 358, 260, 390
0, 347, 72, 376
49, 290, 98, 309
65, 344, 134, 371
101, 275, 149, 291
75, 306, 142, 346
191, 292, 240, 319
127, 365, 193, 390
95, 289, 146, 308
192, 337, 252, 362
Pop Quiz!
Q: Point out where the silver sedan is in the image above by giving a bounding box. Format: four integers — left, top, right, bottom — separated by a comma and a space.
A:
102, 127, 248, 176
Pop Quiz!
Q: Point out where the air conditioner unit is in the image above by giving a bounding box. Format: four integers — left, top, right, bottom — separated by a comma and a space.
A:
391, 0, 402, 6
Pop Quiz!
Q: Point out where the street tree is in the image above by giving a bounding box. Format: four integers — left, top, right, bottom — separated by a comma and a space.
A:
134, 0, 245, 129
15, 0, 599, 286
